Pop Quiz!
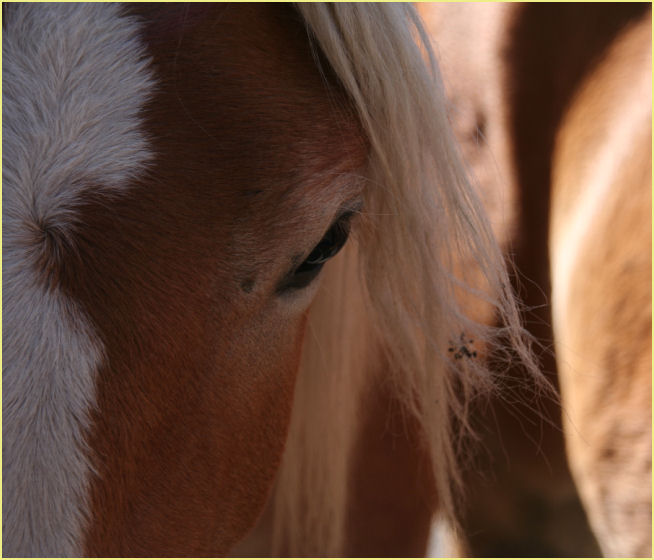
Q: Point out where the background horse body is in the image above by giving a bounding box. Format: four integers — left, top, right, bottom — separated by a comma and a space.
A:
419, 3, 651, 557
3, 3, 540, 557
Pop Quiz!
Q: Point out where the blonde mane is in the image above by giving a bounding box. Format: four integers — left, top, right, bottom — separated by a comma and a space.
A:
268, 4, 544, 555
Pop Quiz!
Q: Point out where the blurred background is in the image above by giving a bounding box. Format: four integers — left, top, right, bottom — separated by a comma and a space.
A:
418, 3, 651, 557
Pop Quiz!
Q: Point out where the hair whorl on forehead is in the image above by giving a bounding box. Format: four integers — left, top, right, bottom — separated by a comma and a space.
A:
268, 3, 545, 555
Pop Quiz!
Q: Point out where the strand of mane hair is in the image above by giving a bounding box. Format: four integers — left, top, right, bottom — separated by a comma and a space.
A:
266, 3, 547, 555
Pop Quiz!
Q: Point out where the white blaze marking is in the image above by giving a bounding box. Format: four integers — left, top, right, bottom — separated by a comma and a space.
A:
3, 4, 154, 556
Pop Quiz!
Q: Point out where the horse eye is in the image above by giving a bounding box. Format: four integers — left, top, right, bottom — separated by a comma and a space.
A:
278, 212, 354, 292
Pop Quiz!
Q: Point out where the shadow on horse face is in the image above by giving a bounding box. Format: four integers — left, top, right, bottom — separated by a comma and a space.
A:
43, 4, 365, 555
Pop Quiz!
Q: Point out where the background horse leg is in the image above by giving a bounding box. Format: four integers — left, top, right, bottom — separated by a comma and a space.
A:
550, 11, 652, 557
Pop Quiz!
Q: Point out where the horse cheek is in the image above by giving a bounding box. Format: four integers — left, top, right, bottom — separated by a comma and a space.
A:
219, 311, 309, 548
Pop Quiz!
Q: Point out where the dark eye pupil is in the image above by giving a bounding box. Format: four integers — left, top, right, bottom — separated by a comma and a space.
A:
296, 216, 350, 274
303, 229, 341, 266
277, 212, 354, 293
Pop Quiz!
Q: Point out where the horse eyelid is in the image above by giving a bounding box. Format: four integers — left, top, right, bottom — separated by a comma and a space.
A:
276, 206, 360, 294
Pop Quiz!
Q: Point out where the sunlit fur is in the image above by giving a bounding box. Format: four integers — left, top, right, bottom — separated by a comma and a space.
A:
551, 13, 652, 557
2, 4, 154, 556
266, 4, 543, 555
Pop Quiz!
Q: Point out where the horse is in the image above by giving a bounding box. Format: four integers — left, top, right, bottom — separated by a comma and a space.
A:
550, 8, 652, 557
418, 3, 652, 557
3, 3, 542, 557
